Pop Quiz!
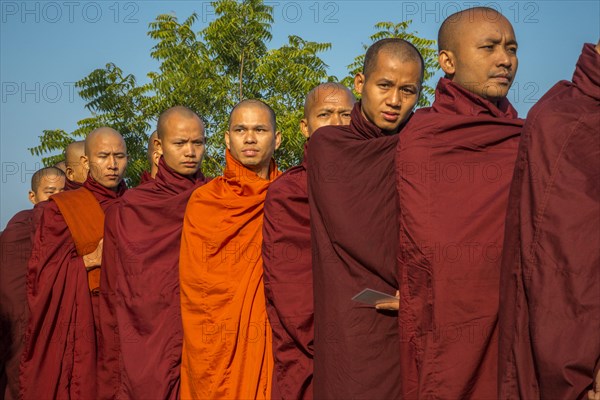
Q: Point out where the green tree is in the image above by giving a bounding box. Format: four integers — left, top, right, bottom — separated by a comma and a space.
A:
30, 1, 438, 182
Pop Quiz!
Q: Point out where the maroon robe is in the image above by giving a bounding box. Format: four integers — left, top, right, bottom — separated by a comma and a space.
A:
64, 178, 83, 191
20, 176, 125, 400
263, 143, 313, 400
139, 170, 154, 184
499, 43, 600, 400
395, 78, 523, 399
307, 103, 402, 399
97, 157, 208, 400
0, 210, 33, 400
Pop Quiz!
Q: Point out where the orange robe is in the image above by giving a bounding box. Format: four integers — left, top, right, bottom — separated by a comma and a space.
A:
179, 150, 280, 400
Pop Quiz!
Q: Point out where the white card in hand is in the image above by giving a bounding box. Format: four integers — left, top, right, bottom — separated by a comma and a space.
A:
351, 288, 398, 306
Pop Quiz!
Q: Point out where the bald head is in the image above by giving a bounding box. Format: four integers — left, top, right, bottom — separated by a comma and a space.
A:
54, 160, 67, 173
29, 166, 65, 205
155, 106, 205, 176
439, 7, 505, 53
363, 38, 424, 81
64, 140, 86, 183
83, 127, 128, 190
303, 83, 354, 118
157, 106, 203, 140
437, 7, 518, 104
229, 99, 277, 131
301, 83, 355, 138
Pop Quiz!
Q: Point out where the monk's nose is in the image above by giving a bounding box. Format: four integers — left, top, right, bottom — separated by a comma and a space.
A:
387, 91, 401, 107
244, 132, 257, 143
331, 113, 343, 126
497, 47, 513, 68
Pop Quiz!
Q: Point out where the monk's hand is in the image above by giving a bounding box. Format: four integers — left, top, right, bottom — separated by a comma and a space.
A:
375, 290, 400, 311
588, 368, 600, 400
83, 239, 103, 270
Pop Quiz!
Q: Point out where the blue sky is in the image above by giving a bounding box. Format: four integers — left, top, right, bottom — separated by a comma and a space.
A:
1, 0, 599, 229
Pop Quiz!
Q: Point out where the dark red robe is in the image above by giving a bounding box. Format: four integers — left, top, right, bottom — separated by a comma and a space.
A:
97, 157, 208, 400
263, 143, 313, 400
139, 170, 154, 184
64, 178, 83, 191
307, 103, 402, 400
20, 176, 125, 400
0, 210, 33, 400
395, 78, 523, 399
499, 43, 600, 400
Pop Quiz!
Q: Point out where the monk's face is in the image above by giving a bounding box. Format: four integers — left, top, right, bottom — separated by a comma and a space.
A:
225, 105, 281, 178
300, 86, 355, 138
156, 116, 205, 176
28, 173, 65, 205
354, 53, 422, 134
440, 13, 518, 103
84, 133, 128, 189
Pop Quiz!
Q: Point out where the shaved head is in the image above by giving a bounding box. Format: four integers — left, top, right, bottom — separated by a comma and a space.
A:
29, 166, 66, 204
54, 160, 67, 173
363, 38, 424, 80
64, 140, 86, 183
303, 83, 355, 118
438, 7, 505, 53
83, 127, 128, 190
157, 106, 203, 140
437, 6, 518, 104
155, 106, 205, 176
301, 82, 355, 138
85, 127, 124, 156
65, 141, 85, 166
229, 99, 277, 131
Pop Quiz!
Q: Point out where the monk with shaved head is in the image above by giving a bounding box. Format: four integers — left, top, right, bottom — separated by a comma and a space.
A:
140, 130, 160, 183
179, 99, 281, 399
53, 160, 66, 173
64, 140, 87, 190
307, 38, 423, 399
393, 7, 523, 398
0, 167, 65, 400
262, 82, 355, 399
98, 106, 209, 400
20, 127, 127, 399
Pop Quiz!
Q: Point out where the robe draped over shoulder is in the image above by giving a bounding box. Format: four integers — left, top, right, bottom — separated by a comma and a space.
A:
499, 43, 600, 400
308, 103, 403, 400
19, 176, 125, 400
395, 78, 523, 399
263, 143, 313, 400
179, 150, 280, 400
98, 157, 208, 400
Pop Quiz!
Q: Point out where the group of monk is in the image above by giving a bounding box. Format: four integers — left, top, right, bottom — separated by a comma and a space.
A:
0, 6, 597, 400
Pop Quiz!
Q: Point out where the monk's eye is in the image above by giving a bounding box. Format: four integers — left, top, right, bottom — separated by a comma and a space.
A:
318, 113, 329, 118
378, 83, 391, 89
342, 113, 351, 118
401, 87, 416, 94
507, 47, 518, 54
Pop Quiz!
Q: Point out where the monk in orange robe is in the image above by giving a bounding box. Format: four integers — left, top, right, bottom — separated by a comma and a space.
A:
20, 127, 127, 400
0, 167, 65, 400
179, 99, 281, 400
